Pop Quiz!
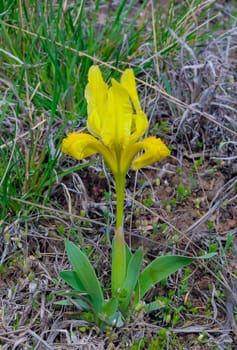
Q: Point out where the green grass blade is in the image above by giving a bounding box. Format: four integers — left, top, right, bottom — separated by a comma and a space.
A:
65, 240, 104, 313
135, 253, 216, 302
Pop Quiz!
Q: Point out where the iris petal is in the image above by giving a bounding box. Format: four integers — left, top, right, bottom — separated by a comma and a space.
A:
62, 132, 117, 173
102, 79, 133, 149
62, 133, 98, 159
132, 137, 170, 170
121, 69, 148, 142
130, 111, 148, 143
121, 69, 141, 112
85, 66, 108, 138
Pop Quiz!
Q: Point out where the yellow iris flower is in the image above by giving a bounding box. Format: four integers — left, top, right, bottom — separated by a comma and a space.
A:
62, 66, 170, 295
62, 65, 170, 177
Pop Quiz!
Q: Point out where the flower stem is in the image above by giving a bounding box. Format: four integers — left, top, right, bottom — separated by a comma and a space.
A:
111, 173, 126, 296
115, 173, 125, 229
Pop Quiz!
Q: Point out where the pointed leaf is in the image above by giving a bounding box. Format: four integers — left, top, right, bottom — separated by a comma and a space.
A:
102, 298, 118, 319
54, 298, 90, 310
125, 243, 132, 267
120, 247, 143, 314
107, 311, 124, 328
143, 299, 166, 313
54, 299, 75, 306
135, 253, 216, 302
65, 240, 104, 313
59, 270, 86, 292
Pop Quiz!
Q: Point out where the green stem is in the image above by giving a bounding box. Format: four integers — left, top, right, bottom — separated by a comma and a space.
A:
111, 173, 126, 296
115, 173, 125, 229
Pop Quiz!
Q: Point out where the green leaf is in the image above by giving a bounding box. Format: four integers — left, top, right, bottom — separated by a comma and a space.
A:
119, 247, 143, 314
143, 299, 166, 313
125, 243, 132, 267
135, 253, 216, 302
59, 270, 86, 292
54, 299, 75, 306
107, 311, 124, 328
65, 240, 104, 313
54, 298, 90, 310
102, 298, 118, 319
112, 228, 126, 296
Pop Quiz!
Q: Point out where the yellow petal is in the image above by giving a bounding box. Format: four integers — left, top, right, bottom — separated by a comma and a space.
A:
86, 109, 102, 141
102, 79, 133, 149
121, 69, 148, 142
85, 66, 108, 138
132, 137, 170, 170
121, 69, 141, 112
62, 132, 100, 160
130, 111, 148, 143
119, 142, 142, 174
62, 132, 117, 173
